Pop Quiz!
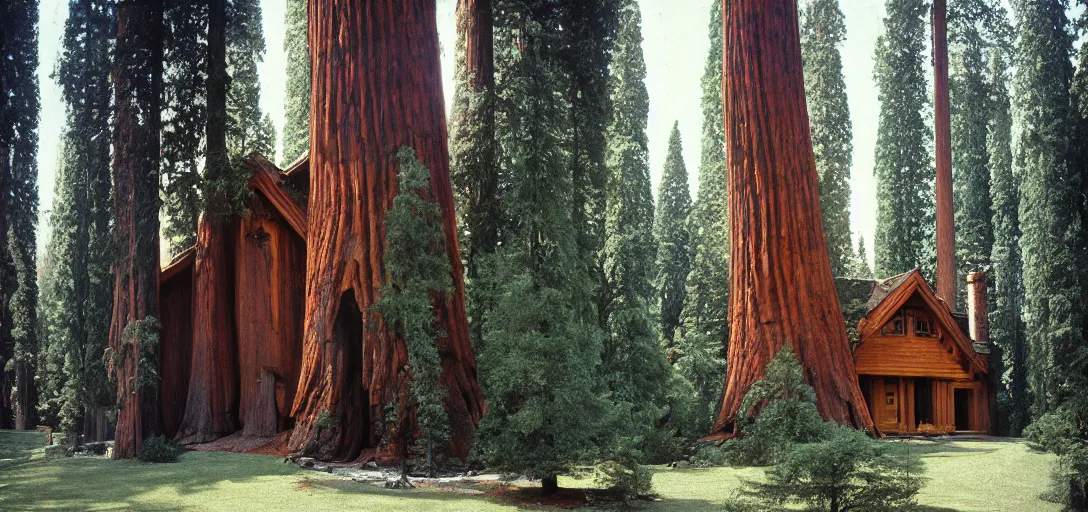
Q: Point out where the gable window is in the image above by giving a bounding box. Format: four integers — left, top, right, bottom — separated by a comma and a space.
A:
881, 311, 905, 335
915, 316, 934, 337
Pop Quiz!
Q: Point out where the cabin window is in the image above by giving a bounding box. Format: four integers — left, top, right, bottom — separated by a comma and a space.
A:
914, 317, 933, 337
881, 312, 905, 335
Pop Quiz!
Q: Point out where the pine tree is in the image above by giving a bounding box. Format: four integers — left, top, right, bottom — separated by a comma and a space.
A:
162, 0, 208, 254
601, 0, 667, 424
949, 0, 1002, 307
2, 0, 41, 429
683, 0, 729, 353
474, 0, 609, 493
281, 0, 309, 165
801, 0, 853, 277
227, 0, 273, 161
678, 0, 729, 428
1013, 0, 1083, 416
852, 236, 874, 280
52, 0, 116, 442
872, 0, 933, 278
988, 48, 1027, 434
655, 122, 692, 351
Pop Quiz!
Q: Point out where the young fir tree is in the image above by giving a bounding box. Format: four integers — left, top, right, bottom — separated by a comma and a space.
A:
801, 0, 853, 277
988, 48, 1027, 434
226, 0, 274, 162
50, 1, 116, 442
1013, 0, 1083, 416
872, 0, 933, 278
281, 0, 309, 166
2, 0, 41, 429
372, 148, 453, 478
655, 122, 692, 351
852, 236, 874, 280
474, 0, 609, 494
601, 0, 668, 433
161, 0, 208, 254
949, 0, 1003, 307
678, 0, 728, 428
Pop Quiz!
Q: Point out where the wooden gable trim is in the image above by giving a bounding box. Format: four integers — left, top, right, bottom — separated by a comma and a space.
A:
857, 270, 987, 375
283, 152, 309, 179
160, 245, 196, 284
245, 153, 308, 240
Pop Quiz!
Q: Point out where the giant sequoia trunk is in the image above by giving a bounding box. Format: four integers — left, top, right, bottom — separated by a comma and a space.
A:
289, 0, 484, 462
109, 0, 163, 459
932, 0, 956, 306
713, 0, 874, 434
175, 0, 238, 445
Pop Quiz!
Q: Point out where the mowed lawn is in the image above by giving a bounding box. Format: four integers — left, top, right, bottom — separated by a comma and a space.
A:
0, 430, 1060, 511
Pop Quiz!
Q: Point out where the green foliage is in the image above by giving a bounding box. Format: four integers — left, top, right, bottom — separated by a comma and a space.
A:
120, 317, 162, 393
729, 427, 923, 512
1024, 402, 1088, 508
672, 331, 725, 436
872, 0, 933, 278
727, 347, 833, 466
1025, 408, 1080, 455
593, 446, 653, 502
372, 147, 453, 454
227, 0, 274, 162
655, 122, 692, 350
315, 409, 338, 430
801, 0, 853, 277
1013, 0, 1084, 417
682, 0, 729, 357
850, 237, 874, 280
162, 0, 208, 254
281, 0, 309, 165
138, 436, 185, 463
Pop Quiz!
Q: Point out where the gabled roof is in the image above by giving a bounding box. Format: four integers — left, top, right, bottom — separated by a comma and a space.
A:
283, 152, 309, 179
158, 153, 308, 277
856, 269, 988, 375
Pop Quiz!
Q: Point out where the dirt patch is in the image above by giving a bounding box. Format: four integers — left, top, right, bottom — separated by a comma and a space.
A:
186, 430, 291, 456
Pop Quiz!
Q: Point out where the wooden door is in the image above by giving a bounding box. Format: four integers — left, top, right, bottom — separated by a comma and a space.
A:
880, 378, 900, 431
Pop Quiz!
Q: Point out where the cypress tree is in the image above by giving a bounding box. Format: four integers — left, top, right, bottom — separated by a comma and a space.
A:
949, 0, 1001, 306
474, 0, 609, 493
1013, 0, 1083, 416
655, 122, 692, 351
2, 0, 41, 429
281, 0, 309, 165
683, 0, 729, 351
988, 48, 1027, 434
801, 0, 853, 277
227, 0, 274, 161
162, 0, 208, 254
872, 0, 933, 278
52, 0, 116, 442
678, 0, 729, 429
601, 0, 667, 418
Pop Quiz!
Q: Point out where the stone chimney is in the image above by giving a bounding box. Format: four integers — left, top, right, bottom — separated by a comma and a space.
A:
967, 272, 988, 350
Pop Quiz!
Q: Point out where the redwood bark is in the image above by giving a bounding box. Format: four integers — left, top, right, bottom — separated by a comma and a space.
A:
458, 0, 494, 92
175, 0, 239, 445
289, 0, 484, 462
159, 262, 193, 440
109, 0, 163, 459
933, 0, 955, 306
713, 0, 874, 434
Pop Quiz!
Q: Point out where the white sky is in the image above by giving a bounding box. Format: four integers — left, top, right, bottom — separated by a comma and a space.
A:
33, 0, 900, 264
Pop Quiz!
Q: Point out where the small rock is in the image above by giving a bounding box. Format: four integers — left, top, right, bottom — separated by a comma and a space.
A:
313, 464, 332, 473
364, 461, 379, 469
467, 470, 479, 477
297, 457, 316, 468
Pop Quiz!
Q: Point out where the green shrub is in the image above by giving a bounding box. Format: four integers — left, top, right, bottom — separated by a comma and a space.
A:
726, 347, 834, 466
691, 443, 731, 467
1025, 408, 1078, 455
593, 447, 653, 502
43, 444, 68, 458
1042, 441, 1088, 509
138, 436, 185, 463
734, 427, 923, 512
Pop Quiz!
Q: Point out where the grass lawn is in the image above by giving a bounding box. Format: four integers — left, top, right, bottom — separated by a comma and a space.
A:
0, 430, 1060, 511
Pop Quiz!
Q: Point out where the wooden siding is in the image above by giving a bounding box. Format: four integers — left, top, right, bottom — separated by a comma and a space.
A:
856, 333, 973, 380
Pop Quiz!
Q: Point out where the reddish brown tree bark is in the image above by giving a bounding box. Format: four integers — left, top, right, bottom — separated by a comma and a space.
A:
713, 0, 874, 434
933, 0, 955, 306
108, 0, 163, 459
175, 0, 238, 445
289, 0, 484, 462
458, 0, 494, 92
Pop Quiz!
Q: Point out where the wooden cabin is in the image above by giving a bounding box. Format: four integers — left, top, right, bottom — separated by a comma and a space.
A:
158, 153, 309, 440
853, 269, 994, 435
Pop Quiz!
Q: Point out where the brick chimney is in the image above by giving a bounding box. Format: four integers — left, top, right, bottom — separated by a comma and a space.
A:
966, 272, 988, 347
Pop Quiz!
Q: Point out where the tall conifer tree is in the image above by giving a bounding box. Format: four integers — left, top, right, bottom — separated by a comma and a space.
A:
655, 122, 691, 350
801, 0, 853, 277
227, 0, 274, 161
872, 0, 933, 278
1013, 0, 1083, 416
281, 0, 309, 165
